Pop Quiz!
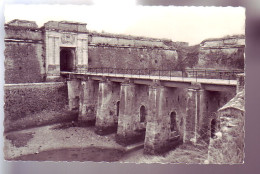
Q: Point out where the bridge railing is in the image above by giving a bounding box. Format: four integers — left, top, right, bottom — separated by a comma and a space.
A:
186, 69, 243, 80
76, 68, 184, 79
62, 67, 243, 81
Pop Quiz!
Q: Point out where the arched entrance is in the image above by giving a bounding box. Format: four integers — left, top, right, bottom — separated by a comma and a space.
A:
211, 119, 217, 138
60, 48, 75, 72
170, 111, 177, 131
140, 105, 146, 123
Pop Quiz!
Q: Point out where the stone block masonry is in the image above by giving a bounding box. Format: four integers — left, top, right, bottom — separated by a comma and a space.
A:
4, 39, 44, 84
4, 20, 244, 84
196, 35, 245, 70
116, 80, 146, 146
184, 83, 236, 144
95, 78, 120, 135
207, 90, 245, 164
78, 78, 99, 124
67, 79, 81, 111
144, 80, 181, 155
184, 87, 207, 144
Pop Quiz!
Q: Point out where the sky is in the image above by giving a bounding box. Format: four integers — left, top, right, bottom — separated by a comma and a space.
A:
4, 0, 245, 45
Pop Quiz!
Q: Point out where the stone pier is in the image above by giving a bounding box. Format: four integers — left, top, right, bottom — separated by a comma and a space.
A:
78, 78, 97, 125
144, 80, 180, 155
95, 78, 118, 135
67, 79, 81, 111
184, 83, 207, 144
116, 79, 146, 146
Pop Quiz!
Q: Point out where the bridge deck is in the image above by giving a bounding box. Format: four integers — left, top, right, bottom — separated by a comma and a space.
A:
61, 71, 237, 86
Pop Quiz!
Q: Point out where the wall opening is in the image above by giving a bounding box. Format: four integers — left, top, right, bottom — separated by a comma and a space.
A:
170, 111, 177, 131
60, 48, 75, 72
211, 119, 217, 138
116, 101, 120, 117
140, 105, 146, 122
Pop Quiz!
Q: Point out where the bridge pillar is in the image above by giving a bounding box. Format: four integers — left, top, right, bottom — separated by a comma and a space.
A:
184, 84, 206, 144
95, 78, 117, 135
144, 80, 180, 155
78, 78, 96, 125
67, 79, 81, 111
236, 73, 245, 93
116, 79, 145, 146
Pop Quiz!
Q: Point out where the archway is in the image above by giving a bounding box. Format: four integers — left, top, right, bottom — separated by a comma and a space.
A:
60, 48, 75, 72
140, 105, 146, 122
170, 111, 177, 131
211, 119, 217, 138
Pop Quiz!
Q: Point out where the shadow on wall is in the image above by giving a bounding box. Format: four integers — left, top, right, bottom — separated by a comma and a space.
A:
4, 82, 77, 132
207, 90, 245, 164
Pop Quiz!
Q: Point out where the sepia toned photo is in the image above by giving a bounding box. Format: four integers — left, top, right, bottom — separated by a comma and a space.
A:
3, 3, 245, 164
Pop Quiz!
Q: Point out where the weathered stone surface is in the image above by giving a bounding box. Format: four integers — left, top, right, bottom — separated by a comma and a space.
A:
6, 19, 38, 28
144, 82, 182, 155
236, 73, 245, 93
78, 78, 98, 124
95, 79, 120, 135
88, 46, 178, 70
44, 21, 87, 32
4, 20, 245, 84
4, 82, 72, 132
196, 35, 245, 70
207, 90, 245, 164
185, 88, 199, 143
116, 81, 146, 145
67, 79, 81, 111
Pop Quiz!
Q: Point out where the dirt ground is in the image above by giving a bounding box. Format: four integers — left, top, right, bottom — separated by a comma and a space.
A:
4, 122, 208, 163
120, 143, 208, 164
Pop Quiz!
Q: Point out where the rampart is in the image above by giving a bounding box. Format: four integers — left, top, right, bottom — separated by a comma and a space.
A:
4, 82, 77, 132
196, 35, 245, 70
3, 19, 245, 157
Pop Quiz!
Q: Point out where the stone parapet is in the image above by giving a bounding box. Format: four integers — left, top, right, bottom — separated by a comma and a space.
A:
43, 21, 87, 33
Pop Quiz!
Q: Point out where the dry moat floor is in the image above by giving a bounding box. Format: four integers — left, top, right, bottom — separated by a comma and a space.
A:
4, 122, 208, 164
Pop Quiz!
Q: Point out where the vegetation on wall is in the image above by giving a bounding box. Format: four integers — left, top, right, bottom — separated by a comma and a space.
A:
4, 84, 68, 121
174, 44, 200, 71
200, 47, 244, 70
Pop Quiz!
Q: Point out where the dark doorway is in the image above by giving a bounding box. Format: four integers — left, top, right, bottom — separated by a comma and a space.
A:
60, 48, 74, 72
140, 105, 146, 122
211, 119, 217, 138
116, 101, 120, 117
170, 111, 177, 131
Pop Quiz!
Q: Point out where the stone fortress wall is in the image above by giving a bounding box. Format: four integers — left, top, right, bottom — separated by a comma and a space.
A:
4, 19, 245, 156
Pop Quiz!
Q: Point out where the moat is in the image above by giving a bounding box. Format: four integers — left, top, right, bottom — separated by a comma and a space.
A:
5, 122, 208, 163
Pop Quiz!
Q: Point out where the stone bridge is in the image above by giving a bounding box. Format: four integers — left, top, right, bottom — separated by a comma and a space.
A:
63, 69, 241, 155
4, 19, 245, 155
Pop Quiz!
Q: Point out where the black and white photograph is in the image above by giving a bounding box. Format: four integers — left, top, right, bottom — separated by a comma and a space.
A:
2, 1, 245, 164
